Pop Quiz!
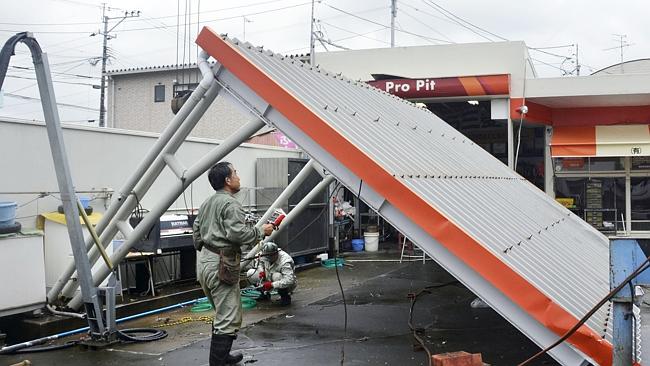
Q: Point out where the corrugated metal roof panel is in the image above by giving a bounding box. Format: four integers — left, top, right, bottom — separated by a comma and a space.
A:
196, 28, 613, 365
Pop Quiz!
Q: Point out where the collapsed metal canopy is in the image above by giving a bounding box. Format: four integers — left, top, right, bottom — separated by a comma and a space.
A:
196, 27, 612, 366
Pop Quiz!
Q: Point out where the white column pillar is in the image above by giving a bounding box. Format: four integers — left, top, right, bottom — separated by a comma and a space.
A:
507, 99, 514, 169
544, 126, 555, 198
625, 157, 631, 234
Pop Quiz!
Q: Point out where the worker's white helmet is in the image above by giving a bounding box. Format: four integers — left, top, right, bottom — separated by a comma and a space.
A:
262, 242, 279, 255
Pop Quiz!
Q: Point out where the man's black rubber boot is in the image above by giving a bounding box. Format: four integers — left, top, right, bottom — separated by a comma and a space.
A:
278, 289, 291, 306
209, 334, 230, 366
225, 335, 244, 365
210, 334, 243, 365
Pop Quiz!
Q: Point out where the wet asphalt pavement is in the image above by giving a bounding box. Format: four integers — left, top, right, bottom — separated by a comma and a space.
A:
1, 252, 558, 366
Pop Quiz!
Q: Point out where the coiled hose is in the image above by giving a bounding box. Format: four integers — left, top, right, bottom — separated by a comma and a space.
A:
117, 328, 168, 342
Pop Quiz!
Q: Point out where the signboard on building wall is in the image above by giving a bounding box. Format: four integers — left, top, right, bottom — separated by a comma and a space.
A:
367, 74, 509, 99
272, 131, 298, 149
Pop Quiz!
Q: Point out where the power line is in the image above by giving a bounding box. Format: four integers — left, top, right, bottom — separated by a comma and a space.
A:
417, 1, 491, 41
530, 44, 575, 50
399, 8, 454, 43
531, 57, 567, 73
1, 89, 93, 108
121, 2, 313, 33
0, 29, 90, 34
50, 0, 103, 9
528, 47, 572, 59
427, 0, 508, 41
0, 0, 289, 27
4, 74, 98, 87
245, 5, 389, 39
420, 0, 508, 42
319, 21, 390, 45
281, 26, 388, 54
0, 20, 101, 27
0, 1, 312, 35
398, 1, 453, 24
3, 93, 99, 111
9, 66, 99, 79
49, 57, 102, 67
325, 4, 448, 44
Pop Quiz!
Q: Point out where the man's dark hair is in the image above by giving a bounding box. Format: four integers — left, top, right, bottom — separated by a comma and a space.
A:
208, 161, 232, 191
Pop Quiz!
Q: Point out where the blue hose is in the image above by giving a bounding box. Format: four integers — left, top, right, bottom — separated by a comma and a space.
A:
0, 297, 207, 353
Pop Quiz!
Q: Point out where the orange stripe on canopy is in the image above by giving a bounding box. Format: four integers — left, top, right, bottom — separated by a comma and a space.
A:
458, 76, 487, 96
551, 126, 597, 157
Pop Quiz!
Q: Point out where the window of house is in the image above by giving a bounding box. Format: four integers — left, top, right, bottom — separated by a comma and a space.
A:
154, 84, 165, 102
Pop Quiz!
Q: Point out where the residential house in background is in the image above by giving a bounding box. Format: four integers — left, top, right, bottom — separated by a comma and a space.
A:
106, 64, 299, 147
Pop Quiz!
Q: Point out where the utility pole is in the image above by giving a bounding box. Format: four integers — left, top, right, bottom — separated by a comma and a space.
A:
309, 0, 316, 65
604, 34, 632, 74
242, 16, 252, 41
99, 4, 109, 127
390, 0, 397, 47
94, 3, 140, 127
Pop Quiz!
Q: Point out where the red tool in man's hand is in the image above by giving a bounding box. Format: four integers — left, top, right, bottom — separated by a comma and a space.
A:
268, 208, 286, 230
258, 271, 266, 279
262, 281, 273, 291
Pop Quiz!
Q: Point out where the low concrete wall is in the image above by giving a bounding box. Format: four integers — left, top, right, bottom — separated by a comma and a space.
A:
0, 119, 302, 228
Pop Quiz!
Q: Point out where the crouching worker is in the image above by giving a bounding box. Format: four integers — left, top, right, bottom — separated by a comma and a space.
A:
246, 242, 297, 306
194, 161, 274, 366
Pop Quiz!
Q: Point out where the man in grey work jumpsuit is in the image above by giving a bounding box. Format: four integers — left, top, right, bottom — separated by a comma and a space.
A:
246, 242, 297, 306
193, 161, 274, 366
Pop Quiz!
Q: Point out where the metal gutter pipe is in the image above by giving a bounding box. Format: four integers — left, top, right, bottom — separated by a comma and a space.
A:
242, 175, 335, 265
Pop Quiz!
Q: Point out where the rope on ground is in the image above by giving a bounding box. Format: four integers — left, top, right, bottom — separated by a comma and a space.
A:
152, 315, 214, 328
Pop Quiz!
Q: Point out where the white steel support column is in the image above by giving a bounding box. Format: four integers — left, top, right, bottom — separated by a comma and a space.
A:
544, 126, 555, 198
245, 172, 334, 263
67, 117, 266, 309
242, 159, 318, 263
255, 159, 315, 228
49, 52, 222, 303
507, 99, 514, 169
266, 175, 335, 243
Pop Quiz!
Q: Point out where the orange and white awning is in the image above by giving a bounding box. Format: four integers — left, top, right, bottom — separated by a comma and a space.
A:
551, 124, 650, 157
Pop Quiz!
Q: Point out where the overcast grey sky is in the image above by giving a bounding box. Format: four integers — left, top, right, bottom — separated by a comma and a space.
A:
1, 0, 648, 123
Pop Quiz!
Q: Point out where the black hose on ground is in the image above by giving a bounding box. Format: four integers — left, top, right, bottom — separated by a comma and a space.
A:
0, 328, 168, 355
117, 328, 168, 343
